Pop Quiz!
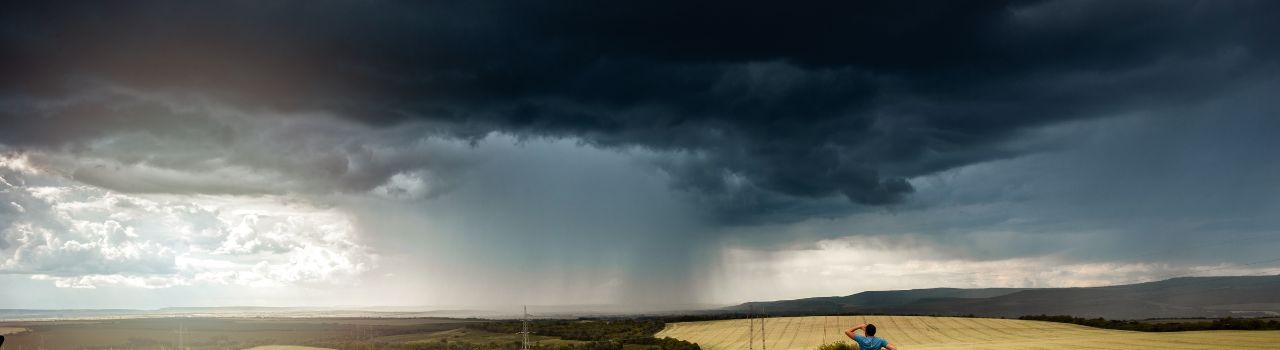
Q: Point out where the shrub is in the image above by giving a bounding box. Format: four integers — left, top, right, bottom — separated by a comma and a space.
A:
816, 341, 856, 350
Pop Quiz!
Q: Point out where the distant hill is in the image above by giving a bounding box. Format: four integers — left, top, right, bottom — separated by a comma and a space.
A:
727, 288, 1028, 314
728, 275, 1280, 320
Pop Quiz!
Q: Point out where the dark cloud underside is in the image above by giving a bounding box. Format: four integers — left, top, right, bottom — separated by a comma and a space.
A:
3, 0, 1279, 221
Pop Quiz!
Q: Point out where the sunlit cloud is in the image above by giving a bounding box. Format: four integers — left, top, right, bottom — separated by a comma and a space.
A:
1, 157, 376, 289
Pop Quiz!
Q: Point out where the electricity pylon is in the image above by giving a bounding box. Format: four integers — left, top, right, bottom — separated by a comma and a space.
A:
519, 305, 532, 350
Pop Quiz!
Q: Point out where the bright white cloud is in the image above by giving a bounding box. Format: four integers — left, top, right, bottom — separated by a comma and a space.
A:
0, 155, 376, 289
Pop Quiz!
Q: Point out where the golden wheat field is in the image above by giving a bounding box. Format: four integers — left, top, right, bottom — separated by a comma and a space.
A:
655, 316, 1280, 350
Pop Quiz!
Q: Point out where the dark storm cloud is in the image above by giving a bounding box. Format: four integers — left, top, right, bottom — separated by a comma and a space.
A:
3, 0, 1279, 221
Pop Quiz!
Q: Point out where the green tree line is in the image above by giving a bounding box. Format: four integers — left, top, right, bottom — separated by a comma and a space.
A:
1018, 315, 1280, 332
468, 319, 698, 350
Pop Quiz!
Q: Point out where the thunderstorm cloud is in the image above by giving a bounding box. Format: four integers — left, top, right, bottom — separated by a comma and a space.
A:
1, 1, 1279, 308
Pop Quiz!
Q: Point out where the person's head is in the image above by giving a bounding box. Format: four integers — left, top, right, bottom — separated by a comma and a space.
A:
865, 324, 877, 337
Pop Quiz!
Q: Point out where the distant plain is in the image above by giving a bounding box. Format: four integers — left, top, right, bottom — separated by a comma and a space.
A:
0, 317, 479, 349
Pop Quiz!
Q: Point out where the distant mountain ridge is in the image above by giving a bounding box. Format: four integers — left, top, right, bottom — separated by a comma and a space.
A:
728, 275, 1280, 320
729, 287, 1030, 314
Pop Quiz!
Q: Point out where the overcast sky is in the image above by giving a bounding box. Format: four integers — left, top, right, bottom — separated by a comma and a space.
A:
3, 1, 1280, 310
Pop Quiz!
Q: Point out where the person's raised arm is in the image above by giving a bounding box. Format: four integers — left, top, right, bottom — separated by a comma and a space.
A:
844, 324, 866, 340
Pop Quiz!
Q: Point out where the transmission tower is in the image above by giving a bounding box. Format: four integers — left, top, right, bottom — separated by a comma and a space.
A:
519, 305, 532, 350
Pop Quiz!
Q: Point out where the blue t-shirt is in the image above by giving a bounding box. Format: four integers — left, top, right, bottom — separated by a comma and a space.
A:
853, 334, 888, 349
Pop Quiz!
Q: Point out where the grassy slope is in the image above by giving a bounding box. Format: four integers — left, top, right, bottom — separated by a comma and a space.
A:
656, 315, 1280, 350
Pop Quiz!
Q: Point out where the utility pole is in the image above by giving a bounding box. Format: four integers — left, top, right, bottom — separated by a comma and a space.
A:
175, 321, 185, 350
760, 313, 765, 350
748, 305, 754, 350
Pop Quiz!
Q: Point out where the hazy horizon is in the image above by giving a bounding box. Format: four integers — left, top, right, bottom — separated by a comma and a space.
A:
3, 1, 1280, 311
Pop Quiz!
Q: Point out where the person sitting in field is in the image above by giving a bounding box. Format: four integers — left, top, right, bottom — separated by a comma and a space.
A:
844, 323, 896, 350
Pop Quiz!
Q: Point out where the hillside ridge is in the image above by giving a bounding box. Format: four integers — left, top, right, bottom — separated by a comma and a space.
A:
729, 275, 1280, 319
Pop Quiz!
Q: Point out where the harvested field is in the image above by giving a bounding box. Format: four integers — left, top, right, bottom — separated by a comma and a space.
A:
0, 326, 27, 335
656, 315, 1280, 350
